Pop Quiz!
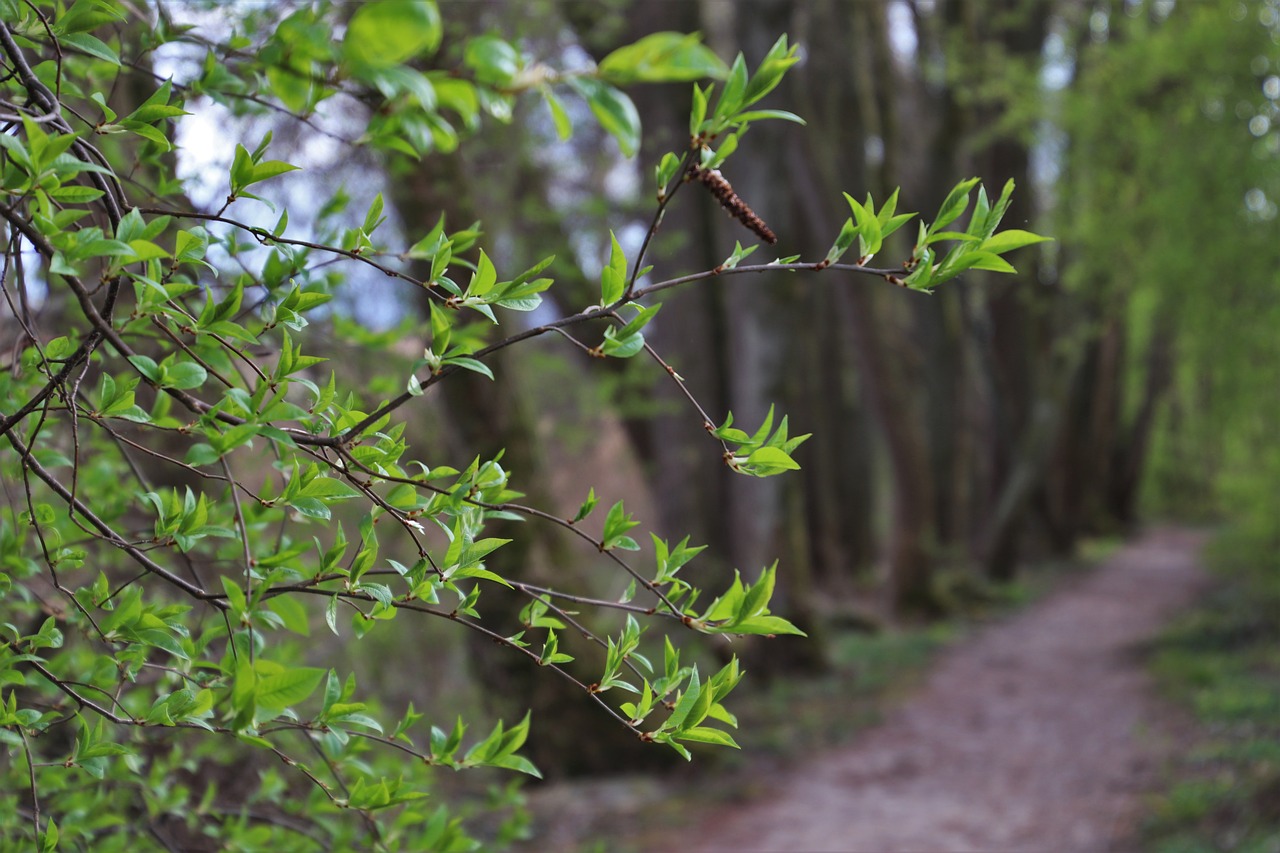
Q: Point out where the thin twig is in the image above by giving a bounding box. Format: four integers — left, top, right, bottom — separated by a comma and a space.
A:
19, 729, 39, 842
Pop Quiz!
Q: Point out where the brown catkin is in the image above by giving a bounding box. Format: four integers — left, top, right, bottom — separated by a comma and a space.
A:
689, 165, 778, 244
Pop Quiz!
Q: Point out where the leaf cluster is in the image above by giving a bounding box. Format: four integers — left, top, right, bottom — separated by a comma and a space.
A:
0, 2, 1049, 848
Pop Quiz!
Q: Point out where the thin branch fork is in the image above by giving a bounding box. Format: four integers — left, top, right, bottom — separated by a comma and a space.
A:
6, 433, 218, 603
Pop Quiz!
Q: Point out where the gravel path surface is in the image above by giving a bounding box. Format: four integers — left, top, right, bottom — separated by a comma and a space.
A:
689, 527, 1208, 853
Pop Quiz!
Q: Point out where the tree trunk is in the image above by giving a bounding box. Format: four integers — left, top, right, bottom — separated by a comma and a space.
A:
946, 0, 1055, 580
387, 93, 668, 776
1108, 313, 1175, 525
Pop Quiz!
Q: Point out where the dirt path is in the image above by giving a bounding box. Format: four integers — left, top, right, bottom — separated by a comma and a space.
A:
688, 527, 1209, 853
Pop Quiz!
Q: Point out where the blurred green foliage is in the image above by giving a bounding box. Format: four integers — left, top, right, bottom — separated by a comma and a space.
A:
1146, 524, 1280, 852
1062, 0, 1280, 529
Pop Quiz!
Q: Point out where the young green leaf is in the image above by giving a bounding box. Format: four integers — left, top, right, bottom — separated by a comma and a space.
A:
570, 78, 641, 157
930, 178, 981, 234
343, 0, 442, 70
600, 230, 627, 305
979, 229, 1052, 255
599, 32, 728, 84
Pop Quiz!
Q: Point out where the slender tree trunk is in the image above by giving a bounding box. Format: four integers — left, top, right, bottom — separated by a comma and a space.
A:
1108, 313, 1175, 524
944, 0, 1055, 580
388, 106, 668, 776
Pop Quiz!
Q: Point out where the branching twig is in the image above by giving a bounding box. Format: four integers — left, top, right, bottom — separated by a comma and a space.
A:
6, 433, 218, 602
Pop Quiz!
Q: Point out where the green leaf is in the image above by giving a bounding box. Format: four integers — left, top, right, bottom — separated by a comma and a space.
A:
690, 83, 710, 135
464, 34, 520, 86
469, 249, 497, 296
540, 85, 573, 141
99, 587, 142, 636
133, 627, 189, 661
569, 78, 641, 158
255, 665, 326, 712
739, 563, 777, 620
731, 109, 805, 125
572, 487, 598, 523
115, 206, 147, 242
60, 32, 120, 66
457, 537, 511, 568
979, 179, 1016, 240
931, 178, 981, 233
665, 666, 701, 730
362, 192, 385, 235
491, 754, 542, 777
53, 0, 125, 34
599, 32, 728, 84
656, 152, 681, 189
267, 596, 309, 637
600, 230, 627, 305
740, 35, 799, 108
325, 596, 339, 636
675, 726, 740, 748
614, 302, 661, 339
714, 54, 749, 119
444, 357, 494, 380
162, 361, 206, 390
600, 326, 646, 358
720, 614, 807, 636
965, 252, 1018, 274
846, 193, 883, 258
249, 159, 300, 185
48, 184, 104, 204
745, 445, 798, 471
127, 105, 187, 126
290, 497, 331, 520
979, 229, 1052, 255
300, 477, 359, 500
826, 218, 857, 265
429, 300, 452, 355
601, 500, 640, 550
39, 818, 58, 853
221, 575, 247, 615
44, 336, 73, 359
229, 144, 299, 194
343, 0, 442, 70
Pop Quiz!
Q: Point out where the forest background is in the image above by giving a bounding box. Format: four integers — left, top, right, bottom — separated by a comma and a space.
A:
0, 0, 1277, 850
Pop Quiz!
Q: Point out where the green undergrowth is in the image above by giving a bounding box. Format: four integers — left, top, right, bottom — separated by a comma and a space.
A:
1143, 523, 1280, 852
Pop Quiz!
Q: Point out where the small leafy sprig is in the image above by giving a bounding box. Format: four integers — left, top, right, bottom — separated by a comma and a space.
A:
713, 405, 810, 477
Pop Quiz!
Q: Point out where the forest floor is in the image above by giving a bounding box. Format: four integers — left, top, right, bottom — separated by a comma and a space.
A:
519, 526, 1211, 852
684, 526, 1210, 852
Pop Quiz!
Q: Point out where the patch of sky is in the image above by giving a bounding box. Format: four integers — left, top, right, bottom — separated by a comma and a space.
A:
1245, 187, 1277, 221
153, 11, 407, 330
1031, 17, 1074, 213
887, 1, 918, 63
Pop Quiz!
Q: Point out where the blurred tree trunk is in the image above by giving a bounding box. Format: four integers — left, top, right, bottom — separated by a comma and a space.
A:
1107, 313, 1174, 524
1041, 299, 1175, 542
702, 0, 830, 668
845, 0, 943, 613
613, 2, 736, 570
944, 0, 1056, 581
781, 0, 949, 615
786, 0, 880, 593
385, 7, 673, 771
586, 0, 847, 670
